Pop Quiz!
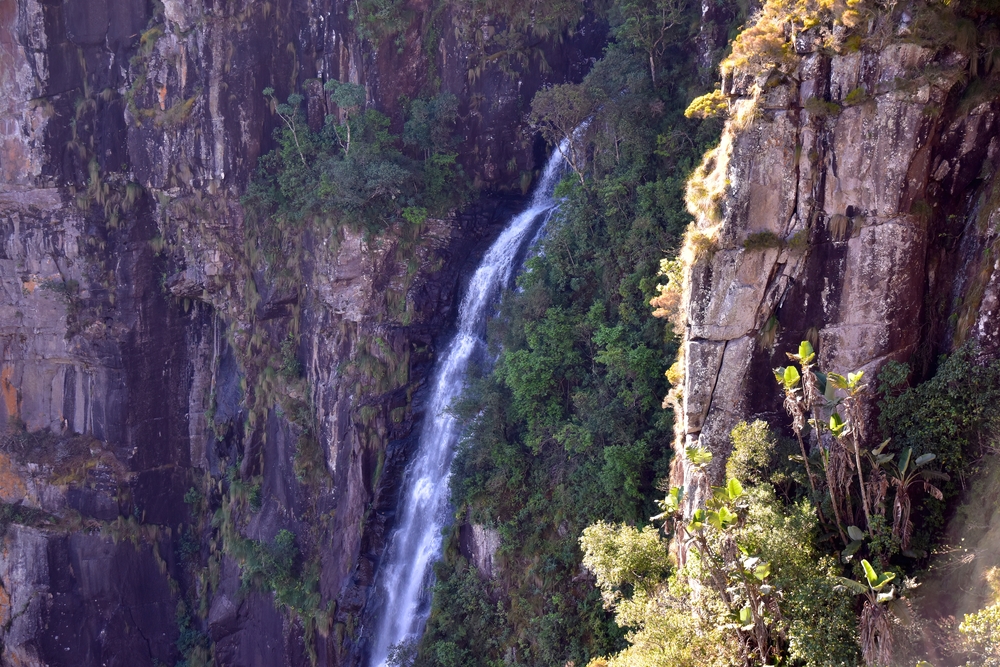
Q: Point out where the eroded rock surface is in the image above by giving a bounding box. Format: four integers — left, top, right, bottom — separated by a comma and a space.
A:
676, 42, 1000, 510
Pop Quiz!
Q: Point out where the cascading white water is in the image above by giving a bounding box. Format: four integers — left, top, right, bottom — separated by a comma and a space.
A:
364, 144, 568, 667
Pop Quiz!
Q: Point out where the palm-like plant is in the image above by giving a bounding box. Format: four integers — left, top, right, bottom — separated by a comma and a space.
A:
882, 447, 948, 550
835, 559, 909, 667
776, 340, 853, 546
774, 342, 819, 493
828, 371, 871, 530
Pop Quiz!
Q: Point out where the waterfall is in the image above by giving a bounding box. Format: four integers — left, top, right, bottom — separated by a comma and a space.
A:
363, 144, 568, 667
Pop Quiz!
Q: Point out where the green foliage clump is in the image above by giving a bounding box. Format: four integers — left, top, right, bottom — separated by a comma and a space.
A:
403, 93, 459, 158
610, 0, 694, 84
279, 332, 303, 379
685, 89, 729, 119
878, 344, 1000, 476
580, 522, 672, 601
727, 419, 779, 486
742, 230, 785, 250
804, 97, 842, 118
494, 307, 584, 453
0, 502, 55, 538
229, 529, 321, 614
960, 568, 1000, 666
351, 0, 411, 47
175, 600, 210, 667
583, 479, 861, 667
843, 86, 869, 106
244, 84, 464, 244
417, 560, 507, 666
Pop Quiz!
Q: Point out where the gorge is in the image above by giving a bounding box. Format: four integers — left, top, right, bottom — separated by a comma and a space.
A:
1, 0, 1000, 665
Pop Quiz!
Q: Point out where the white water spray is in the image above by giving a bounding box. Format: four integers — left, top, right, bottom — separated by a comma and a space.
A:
364, 145, 568, 667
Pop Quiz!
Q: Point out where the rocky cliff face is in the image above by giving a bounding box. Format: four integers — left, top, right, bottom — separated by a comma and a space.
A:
675, 36, 1000, 509
0, 0, 604, 664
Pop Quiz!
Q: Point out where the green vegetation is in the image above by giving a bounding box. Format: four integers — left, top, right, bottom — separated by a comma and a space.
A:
584, 473, 861, 667
578, 328, 1000, 667
0, 502, 58, 537
226, 529, 321, 613
960, 567, 1000, 666
174, 600, 210, 667
742, 230, 786, 250
412, 0, 725, 660
244, 84, 463, 240
878, 345, 1000, 477
579, 340, 910, 667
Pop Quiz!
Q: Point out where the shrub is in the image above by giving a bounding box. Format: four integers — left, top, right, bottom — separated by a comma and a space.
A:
843, 86, 869, 106
727, 419, 778, 485
743, 230, 785, 250
580, 522, 672, 602
960, 568, 1000, 666
804, 96, 843, 118
685, 90, 729, 119
721, 0, 870, 78
878, 344, 1000, 476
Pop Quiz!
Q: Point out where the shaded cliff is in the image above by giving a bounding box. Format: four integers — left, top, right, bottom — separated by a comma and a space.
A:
0, 0, 607, 664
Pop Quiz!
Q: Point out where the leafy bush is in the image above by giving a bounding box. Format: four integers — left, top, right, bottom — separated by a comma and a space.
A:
416, 560, 507, 666
583, 480, 861, 667
243, 86, 465, 244
579, 522, 672, 601
685, 89, 729, 119
804, 97, 842, 118
742, 230, 785, 250
878, 344, 1000, 476
227, 529, 321, 615
960, 568, 1000, 666
727, 419, 779, 486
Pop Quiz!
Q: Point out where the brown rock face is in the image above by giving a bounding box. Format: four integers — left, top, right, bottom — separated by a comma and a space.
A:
675, 42, 1000, 510
0, 0, 605, 664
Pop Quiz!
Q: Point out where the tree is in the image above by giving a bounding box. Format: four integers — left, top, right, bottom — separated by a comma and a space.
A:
530, 83, 599, 186
613, 0, 690, 84
403, 93, 459, 159
264, 88, 307, 166
324, 80, 366, 155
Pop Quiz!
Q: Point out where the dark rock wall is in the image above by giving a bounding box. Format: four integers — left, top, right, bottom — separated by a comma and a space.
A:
0, 0, 606, 664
